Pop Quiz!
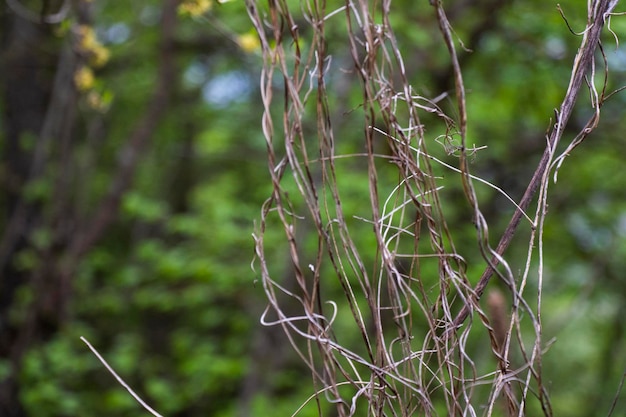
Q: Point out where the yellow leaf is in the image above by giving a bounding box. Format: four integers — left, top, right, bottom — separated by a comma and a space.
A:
178, 0, 213, 17
74, 66, 94, 92
237, 33, 260, 53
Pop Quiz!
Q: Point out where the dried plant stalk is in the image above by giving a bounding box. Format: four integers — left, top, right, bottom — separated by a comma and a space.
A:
248, 0, 617, 416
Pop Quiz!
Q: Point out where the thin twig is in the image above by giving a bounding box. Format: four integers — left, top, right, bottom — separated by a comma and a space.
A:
449, 0, 613, 334
606, 368, 626, 417
80, 337, 164, 417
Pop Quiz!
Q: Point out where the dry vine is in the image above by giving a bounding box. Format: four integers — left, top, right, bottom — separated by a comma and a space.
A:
248, 0, 620, 416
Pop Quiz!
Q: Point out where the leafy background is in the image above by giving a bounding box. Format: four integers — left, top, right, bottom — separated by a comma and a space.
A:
1, 0, 625, 416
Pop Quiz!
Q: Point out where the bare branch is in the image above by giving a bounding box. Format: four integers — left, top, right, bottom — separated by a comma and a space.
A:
81, 337, 164, 417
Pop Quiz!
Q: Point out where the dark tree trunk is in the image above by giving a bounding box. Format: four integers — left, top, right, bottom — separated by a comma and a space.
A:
0, 1, 179, 414
0, 7, 62, 416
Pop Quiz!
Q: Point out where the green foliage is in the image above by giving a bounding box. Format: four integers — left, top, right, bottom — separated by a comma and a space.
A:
7, 0, 626, 416
21, 331, 97, 417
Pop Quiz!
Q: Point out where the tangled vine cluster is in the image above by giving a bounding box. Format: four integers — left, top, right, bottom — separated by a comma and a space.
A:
248, 1, 620, 415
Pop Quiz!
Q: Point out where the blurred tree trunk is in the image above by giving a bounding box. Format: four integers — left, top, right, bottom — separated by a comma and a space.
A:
0, 1, 179, 415
0, 5, 68, 415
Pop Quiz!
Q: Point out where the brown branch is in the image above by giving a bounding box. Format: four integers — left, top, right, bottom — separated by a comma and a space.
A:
68, 0, 179, 261
449, 0, 612, 333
